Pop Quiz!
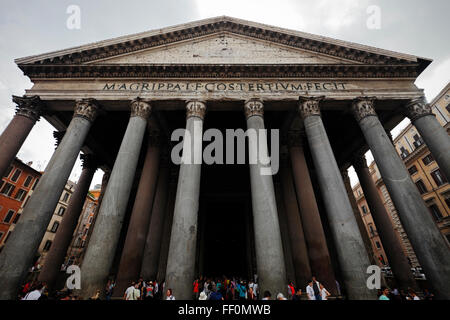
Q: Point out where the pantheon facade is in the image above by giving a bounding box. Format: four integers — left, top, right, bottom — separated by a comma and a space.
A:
0, 17, 449, 300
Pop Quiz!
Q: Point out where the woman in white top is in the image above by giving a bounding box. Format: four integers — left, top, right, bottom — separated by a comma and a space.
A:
166, 288, 176, 300
320, 284, 331, 300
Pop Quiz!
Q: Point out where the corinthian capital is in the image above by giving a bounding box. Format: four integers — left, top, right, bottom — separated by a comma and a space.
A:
12, 95, 44, 122
244, 99, 264, 119
352, 97, 377, 122
403, 97, 432, 122
74, 99, 100, 122
298, 96, 324, 119
130, 98, 152, 120
186, 100, 207, 120
80, 154, 99, 170
352, 154, 368, 171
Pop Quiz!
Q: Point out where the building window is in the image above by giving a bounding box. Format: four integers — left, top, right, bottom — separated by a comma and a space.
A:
430, 169, 447, 187
422, 154, 434, 165
32, 178, 39, 190
13, 213, 21, 224
88, 216, 93, 223
10, 169, 22, 182
50, 221, 60, 233
62, 192, 69, 202
81, 240, 86, 248
3, 166, 13, 178
3, 210, 15, 223
0, 183, 15, 196
361, 205, 368, 214
74, 238, 81, 248
0, 180, 4, 190
375, 241, 381, 249
400, 147, 409, 159
23, 175, 33, 187
415, 180, 428, 194
43, 240, 52, 251
83, 228, 88, 236
368, 224, 376, 237
57, 207, 66, 216
408, 165, 418, 176
14, 189, 27, 201
412, 134, 423, 148
428, 204, 443, 222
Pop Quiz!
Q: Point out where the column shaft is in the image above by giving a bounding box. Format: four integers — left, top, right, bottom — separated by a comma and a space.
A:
114, 138, 160, 295
352, 98, 450, 299
354, 155, 417, 290
299, 97, 374, 300
156, 172, 177, 283
79, 99, 152, 299
140, 158, 169, 280
245, 99, 287, 297
0, 96, 42, 178
165, 101, 206, 299
0, 99, 99, 300
404, 98, 450, 180
279, 164, 312, 287
38, 154, 97, 289
288, 140, 337, 294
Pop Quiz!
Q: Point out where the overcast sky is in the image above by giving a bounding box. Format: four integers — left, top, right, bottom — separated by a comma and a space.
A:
0, 0, 449, 188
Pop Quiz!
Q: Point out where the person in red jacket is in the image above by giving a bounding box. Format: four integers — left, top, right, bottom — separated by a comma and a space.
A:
193, 278, 200, 299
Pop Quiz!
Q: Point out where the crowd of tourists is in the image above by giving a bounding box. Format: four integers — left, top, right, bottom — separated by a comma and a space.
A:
377, 287, 434, 301
17, 275, 435, 301
121, 275, 335, 301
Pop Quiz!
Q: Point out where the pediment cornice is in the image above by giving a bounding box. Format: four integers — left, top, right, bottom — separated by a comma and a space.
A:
15, 16, 431, 79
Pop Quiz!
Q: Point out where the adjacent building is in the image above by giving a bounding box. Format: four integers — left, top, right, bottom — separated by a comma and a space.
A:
36, 180, 76, 266
64, 189, 100, 269
0, 159, 40, 249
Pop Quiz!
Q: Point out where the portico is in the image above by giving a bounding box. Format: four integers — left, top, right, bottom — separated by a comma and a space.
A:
0, 16, 449, 300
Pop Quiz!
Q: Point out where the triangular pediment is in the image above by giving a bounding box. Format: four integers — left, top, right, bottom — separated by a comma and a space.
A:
88, 32, 356, 65
15, 16, 431, 79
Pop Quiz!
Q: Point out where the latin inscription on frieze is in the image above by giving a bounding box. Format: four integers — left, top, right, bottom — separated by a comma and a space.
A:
102, 81, 347, 93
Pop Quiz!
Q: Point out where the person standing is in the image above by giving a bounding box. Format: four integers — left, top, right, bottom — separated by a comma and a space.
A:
22, 283, 44, 300
125, 282, 140, 300
288, 281, 296, 300
293, 288, 302, 301
378, 287, 390, 300
262, 291, 272, 300
124, 282, 135, 300
166, 288, 175, 300
423, 289, 434, 300
248, 287, 256, 300
306, 281, 315, 300
105, 279, 115, 300
320, 284, 331, 300
193, 278, 199, 300
407, 289, 420, 300
311, 276, 322, 300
